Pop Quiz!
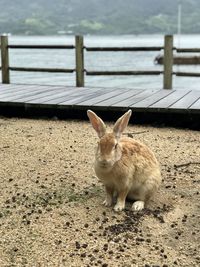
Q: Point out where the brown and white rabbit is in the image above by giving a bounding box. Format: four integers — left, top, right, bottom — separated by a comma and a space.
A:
87, 109, 162, 212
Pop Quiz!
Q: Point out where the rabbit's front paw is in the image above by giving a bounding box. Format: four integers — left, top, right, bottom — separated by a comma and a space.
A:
132, 201, 144, 211
103, 198, 112, 207
114, 202, 125, 212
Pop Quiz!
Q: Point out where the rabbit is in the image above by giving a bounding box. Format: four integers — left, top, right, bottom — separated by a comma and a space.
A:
87, 109, 161, 212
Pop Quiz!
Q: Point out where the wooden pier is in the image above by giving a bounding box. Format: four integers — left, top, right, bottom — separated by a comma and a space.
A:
0, 84, 199, 129
1, 34, 200, 128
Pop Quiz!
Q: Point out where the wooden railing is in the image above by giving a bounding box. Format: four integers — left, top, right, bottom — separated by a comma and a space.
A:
0, 34, 200, 89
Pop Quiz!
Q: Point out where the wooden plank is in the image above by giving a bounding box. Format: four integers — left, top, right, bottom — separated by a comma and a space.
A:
27, 87, 94, 104
86, 71, 162, 76
150, 90, 191, 109
22, 88, 76, 103
95, 89, 139, 107
14, 84, 75, 90
77, 88, 122, 106
0, 88, 55, 102
0, 84, 67, 94
110, 89, 143, 106
9, 45, 75, 49
189, 97, 200, 110
0, 84, 32, 91
0, 85, 44, 97
132, 89, 174, 108
0, 85, 30, 94
10, 67, 75, 73
45, 88, 102, 105
58, 94, 95, 106
0, 85, 66, 99
170, 90, 200, 109
85, 46, 163, 52
112, 89, 158, 107
1, 86, 76, 102
175, 72, 200, 77
176, 48, 200, 53
59, 88, 110, 105
26, 91, 72, 104
3, 88, 67, 102
0, 86, 49, 98
42, 88, 96, 104
0, 84, 76, 91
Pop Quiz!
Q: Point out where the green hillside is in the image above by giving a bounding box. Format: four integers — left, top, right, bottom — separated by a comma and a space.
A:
0, 0, 200, 35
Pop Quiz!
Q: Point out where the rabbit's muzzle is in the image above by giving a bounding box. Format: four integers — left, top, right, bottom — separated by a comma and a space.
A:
98, 159, 113, 169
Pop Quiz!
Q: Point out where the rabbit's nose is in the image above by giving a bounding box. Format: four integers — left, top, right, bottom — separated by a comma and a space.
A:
100, 159, 111, 167
101, 158, 110, 164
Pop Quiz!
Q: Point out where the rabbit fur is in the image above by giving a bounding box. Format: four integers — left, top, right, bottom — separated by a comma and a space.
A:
87, 109, 161, 212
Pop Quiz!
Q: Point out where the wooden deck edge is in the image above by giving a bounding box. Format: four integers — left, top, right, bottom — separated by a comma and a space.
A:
0, 102, 199, 130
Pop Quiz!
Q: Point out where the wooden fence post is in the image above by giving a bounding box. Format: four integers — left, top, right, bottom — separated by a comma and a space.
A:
163, 35, 173, 89
75, 35, 84, 87
1, 35, 10, 84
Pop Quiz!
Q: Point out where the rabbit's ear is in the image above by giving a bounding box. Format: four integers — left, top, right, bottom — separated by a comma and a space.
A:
87, 110, 106, 138
113, 110, 132, 139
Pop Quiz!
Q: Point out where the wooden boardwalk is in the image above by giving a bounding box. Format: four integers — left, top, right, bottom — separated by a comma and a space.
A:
0, 84, 199, 128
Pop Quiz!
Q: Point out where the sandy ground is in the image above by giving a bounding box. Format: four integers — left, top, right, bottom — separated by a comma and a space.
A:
0, 116, 199, 267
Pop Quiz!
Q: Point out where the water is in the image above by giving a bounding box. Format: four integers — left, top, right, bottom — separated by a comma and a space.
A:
1, 34, 200, 90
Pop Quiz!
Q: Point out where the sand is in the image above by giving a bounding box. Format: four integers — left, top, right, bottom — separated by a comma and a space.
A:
0, 116, 199, 267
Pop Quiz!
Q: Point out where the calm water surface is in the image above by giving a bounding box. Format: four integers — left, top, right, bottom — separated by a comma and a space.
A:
1, 34, 200, 90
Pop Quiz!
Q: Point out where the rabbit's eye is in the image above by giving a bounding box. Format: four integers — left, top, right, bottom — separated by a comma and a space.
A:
114, 143, 118, 149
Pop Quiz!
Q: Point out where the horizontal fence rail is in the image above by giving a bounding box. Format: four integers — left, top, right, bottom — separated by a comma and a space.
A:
85, 46, 163, 51
9, 67, 75, 73
1, 34, 200, 88
176, 48, 200, 53
174, 71, 200, 77
8, 44, 75, 49
86, 70, 163, 76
